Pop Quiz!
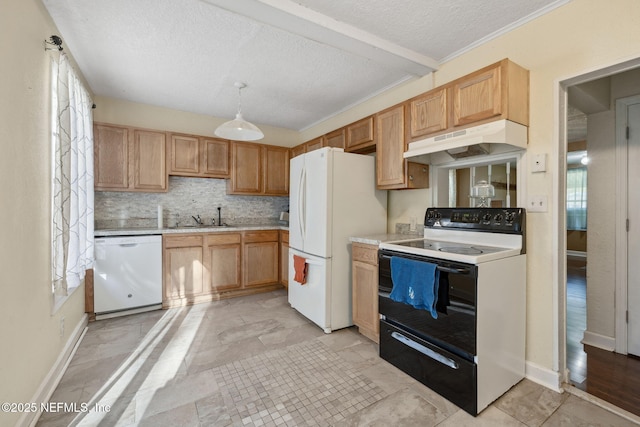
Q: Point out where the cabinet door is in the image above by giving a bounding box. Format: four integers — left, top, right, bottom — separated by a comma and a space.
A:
264, 145, 290, 195
305, 136, 324, 152
376, 104, 407, 189
169, 134, 200, 175
229, 141, 262, 194
205, 233, 241, 292
202, 138, 230, 178
94, 123, 129, 190
280, 231, 289, 287
290, 144, 306, 158
408, 88, 448, 139
325, 128, 345, 149
163, 235, 204, 300
453, 64, 502, 127
243, 242, 279, 287
352, 260, 379, 338
243, 231, 279, 288
133, 129, 167, 191
346, 116, 375, 153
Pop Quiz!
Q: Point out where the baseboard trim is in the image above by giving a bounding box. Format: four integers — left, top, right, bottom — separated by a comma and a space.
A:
19, 314, 88, 427
582, 330, 616, 351
525, 360, 563, 392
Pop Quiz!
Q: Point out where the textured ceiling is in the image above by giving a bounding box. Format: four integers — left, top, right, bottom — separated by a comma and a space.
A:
42, 0, 568, 132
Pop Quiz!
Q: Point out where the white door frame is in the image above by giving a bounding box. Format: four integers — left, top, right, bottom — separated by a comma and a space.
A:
556, 57, 640, 384
614, 95, 640, 354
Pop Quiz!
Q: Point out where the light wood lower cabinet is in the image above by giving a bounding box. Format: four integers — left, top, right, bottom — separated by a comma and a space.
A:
163, 230, 285, 308
352, 242, 380, 343
205, 233, 241, 292
163, 235, 205, 303
280, 231, 289, 288
243, 231, 279, 287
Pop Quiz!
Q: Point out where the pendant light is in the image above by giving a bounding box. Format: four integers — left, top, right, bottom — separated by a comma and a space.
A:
214, 82, 264, 141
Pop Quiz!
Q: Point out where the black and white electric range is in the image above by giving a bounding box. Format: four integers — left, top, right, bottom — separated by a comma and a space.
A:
378, 207, 526, 416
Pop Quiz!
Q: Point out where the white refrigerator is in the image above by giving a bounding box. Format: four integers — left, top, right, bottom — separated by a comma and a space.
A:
288, 147, 387, 333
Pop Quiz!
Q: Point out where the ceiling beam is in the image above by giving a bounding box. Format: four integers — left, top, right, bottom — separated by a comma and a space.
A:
201, 0, 439, 76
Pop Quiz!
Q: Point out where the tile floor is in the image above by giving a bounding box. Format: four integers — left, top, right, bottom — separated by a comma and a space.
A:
36, 290, 639, 426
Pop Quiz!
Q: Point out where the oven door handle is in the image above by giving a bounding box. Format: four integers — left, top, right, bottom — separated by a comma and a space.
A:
380, 254, 471, 275
436, 266, 471, 274
391, 332, 459, 369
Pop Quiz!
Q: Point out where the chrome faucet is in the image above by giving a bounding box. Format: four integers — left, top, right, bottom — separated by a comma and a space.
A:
192, 215, 203, 225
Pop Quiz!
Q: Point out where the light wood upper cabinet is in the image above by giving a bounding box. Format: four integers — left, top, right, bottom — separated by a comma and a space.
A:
376, 104, 429, 190
94, 123, 167, 192
376, 105, 407, 189
204, 233, 241, 292
94, 123, 129, 190
290, 144, 306, 158
264, 145, 290, 196
169, 133, 230, 178
346, 116, 375, 153
169, 134, 200, 175
406, 88, 448, 140
202, 138, 230, 177
133, 129, 167, 191
305, 136, 324, 153
452, 58, 529, 128
229, 141, 263, 194
229, 142, 289, 196
324, 128, 345, 149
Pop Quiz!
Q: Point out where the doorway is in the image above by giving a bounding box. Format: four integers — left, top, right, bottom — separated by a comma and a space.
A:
561, 62, 640, 415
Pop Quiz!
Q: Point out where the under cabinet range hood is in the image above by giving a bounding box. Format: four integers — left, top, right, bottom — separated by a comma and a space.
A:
404, 119, 528, 160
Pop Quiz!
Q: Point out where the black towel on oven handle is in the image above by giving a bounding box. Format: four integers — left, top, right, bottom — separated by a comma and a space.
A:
436, 272, 450, 315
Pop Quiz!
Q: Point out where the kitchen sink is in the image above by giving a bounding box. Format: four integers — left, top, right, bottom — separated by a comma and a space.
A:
173, 224, 234, 229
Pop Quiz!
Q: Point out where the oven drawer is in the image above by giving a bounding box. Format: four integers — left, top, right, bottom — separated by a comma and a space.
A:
380, 320, 477, 415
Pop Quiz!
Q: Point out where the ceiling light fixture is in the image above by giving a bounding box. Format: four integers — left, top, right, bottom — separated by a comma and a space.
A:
214, 82, 264, 141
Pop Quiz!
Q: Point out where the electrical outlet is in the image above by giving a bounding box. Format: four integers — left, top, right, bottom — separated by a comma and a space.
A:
527, 195, 548, 212
60, 317, 65, 338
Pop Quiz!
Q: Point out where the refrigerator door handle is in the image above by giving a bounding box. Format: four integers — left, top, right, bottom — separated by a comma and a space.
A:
299, 166, 307, 243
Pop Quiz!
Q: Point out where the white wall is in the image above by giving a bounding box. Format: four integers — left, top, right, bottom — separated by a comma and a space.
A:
93, 95, 300, 148
1, 1, 87, 425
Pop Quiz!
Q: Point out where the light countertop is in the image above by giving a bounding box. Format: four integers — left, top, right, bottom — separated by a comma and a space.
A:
95, 224, 289, 237
349, 233, 422, 246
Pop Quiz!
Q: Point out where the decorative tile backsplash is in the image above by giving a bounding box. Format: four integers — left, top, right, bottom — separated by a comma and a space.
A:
95, 177, 289, 229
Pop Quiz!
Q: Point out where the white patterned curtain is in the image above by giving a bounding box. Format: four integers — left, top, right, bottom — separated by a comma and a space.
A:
51, 54, 94, 297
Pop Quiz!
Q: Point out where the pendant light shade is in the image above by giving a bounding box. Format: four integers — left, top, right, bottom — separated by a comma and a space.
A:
215, 82, 264, 141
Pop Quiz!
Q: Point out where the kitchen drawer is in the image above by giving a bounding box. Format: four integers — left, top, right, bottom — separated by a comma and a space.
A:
243, 230, 279, 243
207, 233, 241, 245
163, 234, 203, 248
352, 242, 378, 265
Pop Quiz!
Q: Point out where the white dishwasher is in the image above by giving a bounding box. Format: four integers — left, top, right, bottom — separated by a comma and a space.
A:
94, 235, 162, 318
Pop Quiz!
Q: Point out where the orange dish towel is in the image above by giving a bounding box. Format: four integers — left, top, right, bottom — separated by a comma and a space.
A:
293, 255, 308, 284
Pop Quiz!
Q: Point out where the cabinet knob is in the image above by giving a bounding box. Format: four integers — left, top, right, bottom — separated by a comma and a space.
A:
409, 175, 414, 181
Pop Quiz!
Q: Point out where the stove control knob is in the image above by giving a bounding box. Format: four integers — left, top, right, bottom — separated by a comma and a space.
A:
505, 212, 515, 222
494, 214, 503, 223
482, 213, 492, 222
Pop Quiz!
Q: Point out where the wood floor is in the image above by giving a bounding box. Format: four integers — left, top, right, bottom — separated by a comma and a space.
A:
566, 256, 640, 417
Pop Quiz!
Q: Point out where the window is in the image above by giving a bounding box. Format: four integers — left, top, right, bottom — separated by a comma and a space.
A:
566, 167, 587, 230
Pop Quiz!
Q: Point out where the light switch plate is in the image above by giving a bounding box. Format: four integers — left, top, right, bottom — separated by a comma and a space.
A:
527, 195, 548, 212
531, 154, 546, 173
